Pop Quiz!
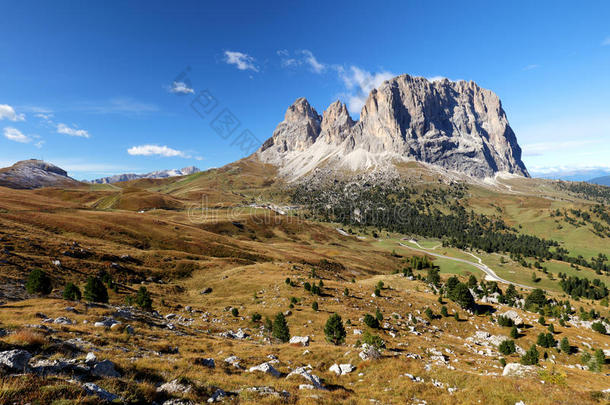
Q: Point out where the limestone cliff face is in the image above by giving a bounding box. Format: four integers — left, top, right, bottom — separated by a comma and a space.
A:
257, 74, 529, 179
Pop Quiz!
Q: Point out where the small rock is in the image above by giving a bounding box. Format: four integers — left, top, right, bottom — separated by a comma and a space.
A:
157, 379, 193, 394
289, 336, 310, 346
249, 362, 280, 377
82, 382, 119, 402
0, 349, 31, 372
92, 360, 120, 378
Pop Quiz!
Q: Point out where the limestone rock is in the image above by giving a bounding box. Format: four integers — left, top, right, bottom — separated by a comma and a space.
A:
289, 336, 310, 346
248, 362, 280, 377
256, 75, 529, 180
0, 349, 31, 372
502, 363, 536, 377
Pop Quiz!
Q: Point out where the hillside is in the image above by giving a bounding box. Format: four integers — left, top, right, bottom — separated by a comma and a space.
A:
0, 161, 608, 404
589, 176, 610, 187
0, 160, 81, 189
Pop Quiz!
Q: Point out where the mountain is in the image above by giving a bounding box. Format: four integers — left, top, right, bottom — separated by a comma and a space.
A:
589, 175, 610, 186
0, 159, 81, 189
256, 74, 529, 180
531, 168, 610, 182
89, 166, 200, 184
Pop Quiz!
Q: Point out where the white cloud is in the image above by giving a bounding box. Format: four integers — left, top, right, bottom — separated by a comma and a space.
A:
277, 49, 298, 67
79, 98, 159, 115
522, 139, 600, 156
0, 104, 25, 122
57, 123, 90, 138
169, 81, 194, 94
127, 144, 188, 158
3, 127, 32, 143
602, 37, 610, 46
337, 66, 395, 114
224, 51, 258, 72
301, 50, 325, 73
427, 76, 448, 82
34, 140, 45, 149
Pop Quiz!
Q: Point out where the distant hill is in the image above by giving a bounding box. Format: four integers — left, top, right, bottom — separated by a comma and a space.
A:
0, 159, 81, 189
88, 166, 200, 184
589, 175, 610, 186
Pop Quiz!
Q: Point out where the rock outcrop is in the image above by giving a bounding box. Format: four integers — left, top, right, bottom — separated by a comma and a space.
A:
0, 160, 81, 189
256, 74, 529, 179
89, 166, 200, 184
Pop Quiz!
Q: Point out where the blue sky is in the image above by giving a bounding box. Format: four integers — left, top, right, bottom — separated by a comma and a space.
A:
1, 1, 609, 180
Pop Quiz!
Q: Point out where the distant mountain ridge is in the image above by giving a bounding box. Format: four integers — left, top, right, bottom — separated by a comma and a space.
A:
88, 166, 200, 184
256, 74, 529, 180
589, 175, 610, 186
0, 159, 81, 189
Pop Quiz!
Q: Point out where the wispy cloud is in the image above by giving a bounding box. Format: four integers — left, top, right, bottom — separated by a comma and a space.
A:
224, 51, 258, 72
522, 139, 600, 156
522, 64, 540, 71
57, 123, 90, 138
337, 66, 395, 114
127, 144, 189, 158
3, 127, 32, 143
0, 104, 25, 122
301, 50, 325, 73
277, 49, 298, 67
77, 98, 159, 115
602, 37, 610, 46
277, 49, 326, 73
168, 81, 194, 94
427, 76, 449, 82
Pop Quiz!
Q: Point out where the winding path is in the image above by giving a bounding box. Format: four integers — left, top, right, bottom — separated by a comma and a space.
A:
398, 242, 532, 289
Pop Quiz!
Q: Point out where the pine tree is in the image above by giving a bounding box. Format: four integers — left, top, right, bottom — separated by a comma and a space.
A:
560, 337, 570, 354
62, 282, 81, 301
363, 313, 380, 329
344, 288, 349, 297
272, 312, 290, 342
324, 313, 346, 345
499, 339, 516, 355
26, 269, 52, 295
440, 306, 448, 317
84, 276, 108, 303
375, 308, 383, 321
520, 345, 539, 365
312, 301, 318, 311
135, 286, 153, 311
510, 326, 519, 339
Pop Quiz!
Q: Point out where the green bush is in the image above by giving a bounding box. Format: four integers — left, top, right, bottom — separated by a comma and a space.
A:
344, 288, 349, 297
560, 337, 571, 354
312, 301, 318, 311
362, 331, 385, 349
449, 283, 475, 310
84, 276, 108, 303
510, 326, 519, 339
26, 269, 52, 295
440, 306, 448, 317
375, 308, 383, 322
591, 321, 607, 335
537, 332, 556, 348
520, 345, 539, 365
498, 339, 516, 355
231, 307, 239, 317
497, 315, 514, 327
251, 313, 262, 323
62, 282, 81, 301
324, 313, 346, 345
135, 286, 153, 311
272, 312, 290, 343
363, 313, 380, 329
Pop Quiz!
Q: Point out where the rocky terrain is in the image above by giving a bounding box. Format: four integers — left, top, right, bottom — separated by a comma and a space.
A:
89, 166, 201, 184
0, 159, 81, 189
257, 74, 529, 180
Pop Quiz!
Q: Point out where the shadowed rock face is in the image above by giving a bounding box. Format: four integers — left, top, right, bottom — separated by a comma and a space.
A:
257, 74, 529, 179
0, 160, 80, 189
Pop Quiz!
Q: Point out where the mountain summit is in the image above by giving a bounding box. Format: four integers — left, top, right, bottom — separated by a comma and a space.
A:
257, 74, 529, 179
0, 159, 81, 189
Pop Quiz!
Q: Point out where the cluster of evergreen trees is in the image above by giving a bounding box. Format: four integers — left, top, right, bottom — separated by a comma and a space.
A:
559, 275, 608, 299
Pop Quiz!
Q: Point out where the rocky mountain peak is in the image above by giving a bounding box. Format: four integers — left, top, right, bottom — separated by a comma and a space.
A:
0, 159, 79, 189
257, 74, 529, 180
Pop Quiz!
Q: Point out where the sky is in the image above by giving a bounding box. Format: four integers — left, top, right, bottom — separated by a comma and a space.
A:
1, 1, 609, 180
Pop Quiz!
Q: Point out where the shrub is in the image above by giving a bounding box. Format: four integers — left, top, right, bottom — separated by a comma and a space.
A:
251, 313, 262, 323
499, 357, 506, 367
62, 282, 81, 301
425, 308, 434, 320
304, 282, 311, 292
375, 308, 383, 322
135, 286, 153, 311
310, 285, 321, 296
547, 323, 554, 333
520, 345, 539, 365
499, 339, 516, 355
344, 288, 349, 297
312, 301, 318, 311
591, 321, 607, 334
272, 312, 290, 342
362, 331, 385, 349
450, 283, 475, 310
363, 313, 380, 329
324, 313, 346, 345
285, 277, 291, 285
290, 296, 298, 305
26, 269, 52, 295
84, 276, 108, 303
497, 315, 514, 327
538, 315, 545, 325
525, 289, 547, 310
231, 307, 239, 317
264, 316, 273, 332
510, 326, 519, 339
374, 287, 381, 297
537, 332, 556, 348
440, 306, 448, 317
454, 311, 459, 321
560, 337, 571, 354
376, 281, 384, 290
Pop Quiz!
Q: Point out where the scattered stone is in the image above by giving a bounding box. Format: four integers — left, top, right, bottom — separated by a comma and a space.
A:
243, 386, 290, 398
249, 362, 280, 377
502, 363, 536, 377
157, 379, 193, 394
500, 310, 524, 326
0, 349, 31, 372
200, 287, 213, 294
359, 344, 381, 361
92, 360, 120, 378
224, 356, 242, 368
125, 325, 135, 335
85, 352, 97, 364
94, 318, 119, 328
289, 336, 310, 346
194, 358, 215, 368
286, 366, 324, 389
82, 382, 120, 402
207, 388, 227, 403
329, 363, 355, 375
